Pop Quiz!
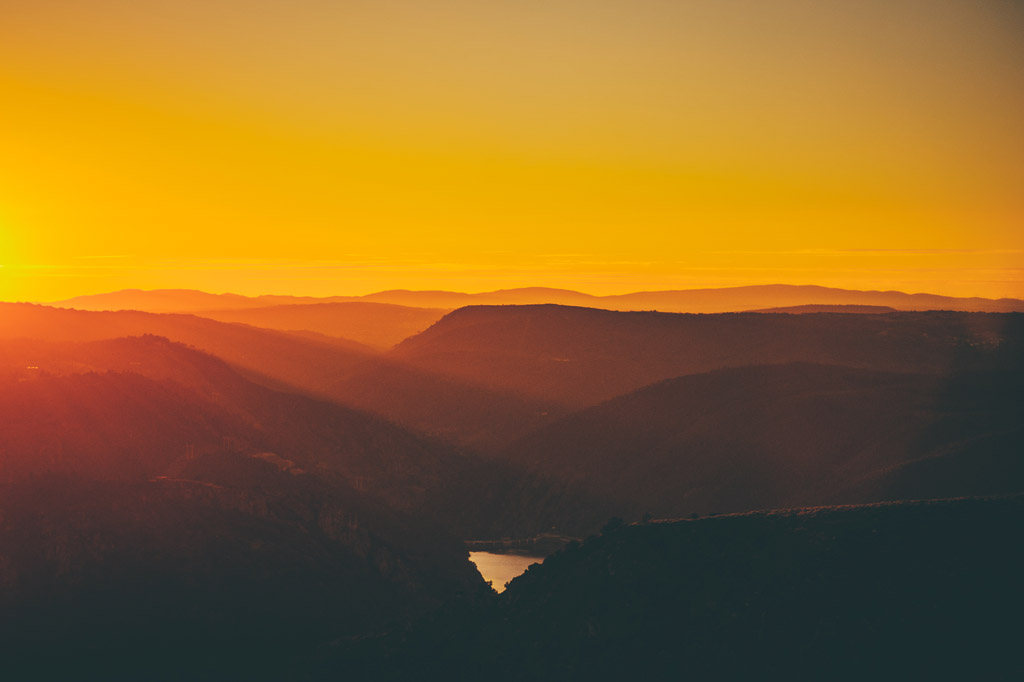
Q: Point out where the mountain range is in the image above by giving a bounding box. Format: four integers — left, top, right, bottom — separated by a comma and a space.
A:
51, 283, 1024, 315
2, 289, 1022, 678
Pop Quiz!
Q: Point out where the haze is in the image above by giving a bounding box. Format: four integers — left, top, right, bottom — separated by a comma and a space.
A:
2, 0, 1023, 301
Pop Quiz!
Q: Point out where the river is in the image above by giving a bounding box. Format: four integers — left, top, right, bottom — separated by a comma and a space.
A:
469, 551, 545, 593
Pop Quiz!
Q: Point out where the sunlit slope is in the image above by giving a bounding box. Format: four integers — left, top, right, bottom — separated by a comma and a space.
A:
0, 303, 559, 452
502, 363, 1024, 526
0, 302, 375, 385
191, 301, 449, 349
0, 335, 580, 538
391, 305, 1024, 407
0, 336, 462, 508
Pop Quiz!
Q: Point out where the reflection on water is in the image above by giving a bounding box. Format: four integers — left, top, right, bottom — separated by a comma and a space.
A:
469, 551, 544, 593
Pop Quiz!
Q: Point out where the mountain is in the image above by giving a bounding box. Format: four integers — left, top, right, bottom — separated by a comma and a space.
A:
50, 288, 361, 312
601, 284, 1024, 313
0, 304, 559, 452
190, 301, 449, 349
344, 496, 1024, 681
0, 466, 486, 680
0, 337, 506, 678
0, 336, 464, 509
362, 287, 602, 309
500, 363, 1024, 529
390, 305, 1024, 407
48, 284, 1024, 314
0, 301, 376, 375
7, 303, 1022, 457
747, 304, 897, 313
0, 335, 578, 537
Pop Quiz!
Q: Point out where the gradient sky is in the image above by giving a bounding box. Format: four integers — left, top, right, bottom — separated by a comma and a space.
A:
1, 0, 1022, 301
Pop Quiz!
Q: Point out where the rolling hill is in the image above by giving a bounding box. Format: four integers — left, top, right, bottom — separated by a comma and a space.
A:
49, 284, 1024, 315
190, 301, 449, 349
0, 335, 579, 538
0, 336, 467, 508
500, 363, 1024, 529
390, 305, 1024, 407
0, 303, 559, 452
50, 288, 361, 312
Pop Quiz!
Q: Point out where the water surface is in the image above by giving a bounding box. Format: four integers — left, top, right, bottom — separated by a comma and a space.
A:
469, 551, 544, 593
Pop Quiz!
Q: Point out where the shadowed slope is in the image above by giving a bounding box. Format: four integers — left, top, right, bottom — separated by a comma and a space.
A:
50, 284, 1024, 315
501, 363, 1024, 529
0, 336, 463, 509
391, 305, 1024, 407
0, 302, 375, 385
190, 301, 449, 349
0, 462, 486, 680
746, 303, 897, 313
348, 496, 1024, 681
366, 284, 1024, 312
0, 336, 579, 538
0, 303, 556, 451
600, 283, 1024, 313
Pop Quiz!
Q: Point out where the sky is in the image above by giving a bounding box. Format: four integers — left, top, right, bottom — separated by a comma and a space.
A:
1, 0, 1022, 301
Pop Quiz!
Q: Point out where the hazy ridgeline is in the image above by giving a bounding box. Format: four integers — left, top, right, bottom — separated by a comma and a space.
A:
0, 296, 1021, 678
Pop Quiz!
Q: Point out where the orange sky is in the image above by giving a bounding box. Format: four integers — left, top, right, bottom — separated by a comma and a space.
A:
1, 0, 1022, 301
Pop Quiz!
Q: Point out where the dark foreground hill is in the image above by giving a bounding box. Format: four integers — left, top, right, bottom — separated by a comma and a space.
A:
391, 306, 1024, 407
0, 468, 486, 681
330, 496, 1024, 681
503, 363, 1024, 531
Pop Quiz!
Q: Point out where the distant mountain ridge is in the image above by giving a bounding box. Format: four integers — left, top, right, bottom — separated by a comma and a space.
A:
48, 284, 1024, 314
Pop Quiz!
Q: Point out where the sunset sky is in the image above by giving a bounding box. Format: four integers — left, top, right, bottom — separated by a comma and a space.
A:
1, 0, 1022, 301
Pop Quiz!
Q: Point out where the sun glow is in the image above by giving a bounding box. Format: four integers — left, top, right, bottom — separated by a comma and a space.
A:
1, 1, 1022, 301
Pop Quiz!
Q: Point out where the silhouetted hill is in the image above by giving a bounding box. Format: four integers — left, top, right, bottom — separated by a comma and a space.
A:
51, 288, 361, 312
50, 284, 1024, 315
601, 284, 1024, 313
0, 301, 375, 386
358, 285, 1024, 312
391, 305, 1024, 407
362, 287, 602, 308
191, 301, 449, 349
346, 285, 1024, 312
0, 465, 485, 680
501, 363, 1024, 529
746, 303, 897, 313
344, 496, 1023, 681
327, 360, 562, 452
